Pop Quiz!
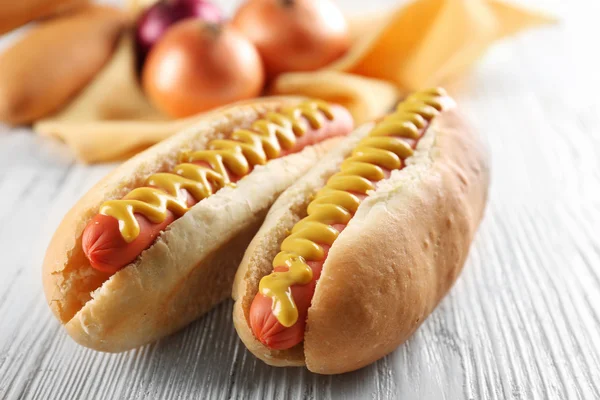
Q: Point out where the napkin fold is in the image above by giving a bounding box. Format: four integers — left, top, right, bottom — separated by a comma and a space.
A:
35, 0, 555, 163
328, 0, 555, 89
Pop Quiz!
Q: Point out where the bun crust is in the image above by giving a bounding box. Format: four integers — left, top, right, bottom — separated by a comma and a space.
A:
233, 106, 490, 373
43, 97, 340, 352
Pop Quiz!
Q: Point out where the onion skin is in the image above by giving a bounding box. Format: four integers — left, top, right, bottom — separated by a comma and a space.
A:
135, 0, 222, 61
142, 21, 265, 118
176, 0, 221, 21
232, 0, 351, 78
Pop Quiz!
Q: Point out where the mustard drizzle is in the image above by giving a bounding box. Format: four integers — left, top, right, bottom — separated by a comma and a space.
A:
258, 88, 452, 328
99, 101, 334, 243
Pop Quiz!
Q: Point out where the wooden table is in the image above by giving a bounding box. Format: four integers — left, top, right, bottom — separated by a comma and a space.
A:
2, 0, 598, 398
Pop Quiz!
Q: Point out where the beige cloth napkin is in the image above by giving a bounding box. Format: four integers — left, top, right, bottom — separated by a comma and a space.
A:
35, 0, 555, 163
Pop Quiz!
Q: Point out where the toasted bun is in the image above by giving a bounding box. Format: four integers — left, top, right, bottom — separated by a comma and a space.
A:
233, 105, 490, 374
43, 97, 343, 352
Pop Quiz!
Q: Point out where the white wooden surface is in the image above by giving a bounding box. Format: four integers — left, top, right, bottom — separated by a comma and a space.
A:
2, 0, 599, 399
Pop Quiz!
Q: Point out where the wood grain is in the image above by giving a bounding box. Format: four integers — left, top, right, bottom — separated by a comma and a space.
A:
1, 0, 599, 399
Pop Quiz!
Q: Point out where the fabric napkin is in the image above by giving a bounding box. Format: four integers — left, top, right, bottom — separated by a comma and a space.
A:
35, 0, 555, 163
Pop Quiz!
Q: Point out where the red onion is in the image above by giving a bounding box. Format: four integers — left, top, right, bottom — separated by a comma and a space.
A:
176, 0, 222, 22
135, 0, 222, 63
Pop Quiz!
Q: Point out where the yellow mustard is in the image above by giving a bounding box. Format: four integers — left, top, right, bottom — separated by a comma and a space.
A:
258, 88, 451, 327
99, 101, 333, 243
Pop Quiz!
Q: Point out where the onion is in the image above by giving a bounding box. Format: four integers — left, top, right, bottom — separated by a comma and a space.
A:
142, 20, 265, 118
232, 0, 351, 78
135, 0, 222, 62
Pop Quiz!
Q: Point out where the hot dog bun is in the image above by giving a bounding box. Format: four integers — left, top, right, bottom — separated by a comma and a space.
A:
43, 97, 348, 352
0, 5, 128, 125
232, 95, 490, 374
0, 0, 88, 35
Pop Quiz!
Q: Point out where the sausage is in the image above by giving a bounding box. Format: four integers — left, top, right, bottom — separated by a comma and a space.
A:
249, 241, 332, 350
82, 161, 233, 274
249, 229, 352, 348
249, 162, 402, 349
82, 105, 353, 274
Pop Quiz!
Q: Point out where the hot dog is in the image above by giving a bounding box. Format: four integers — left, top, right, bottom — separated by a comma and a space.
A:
81, 102, 350, 274
43, 97, 353, 352
232, 88, 490, 374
